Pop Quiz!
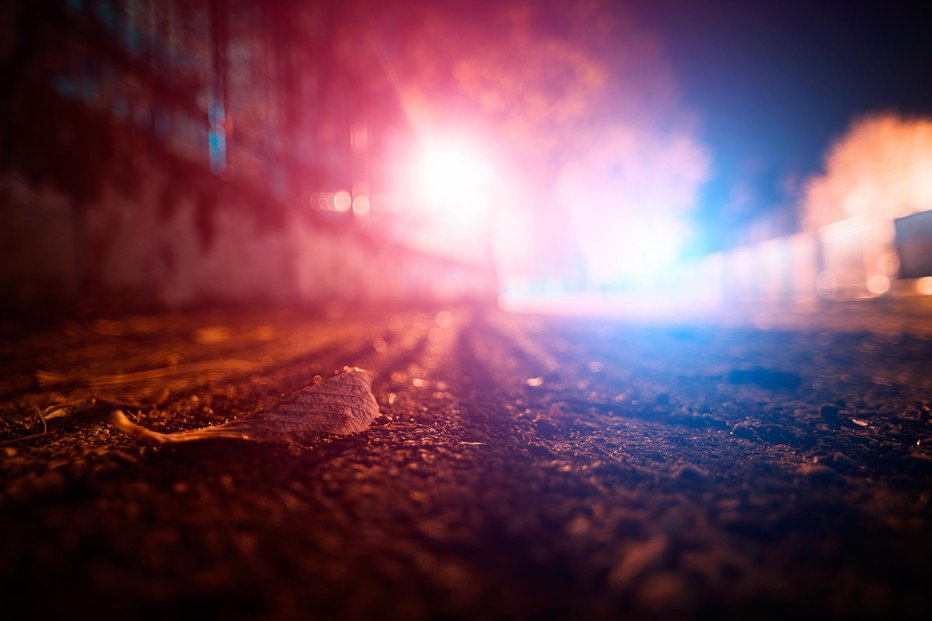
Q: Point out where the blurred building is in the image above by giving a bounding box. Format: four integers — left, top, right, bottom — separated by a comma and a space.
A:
0, 0, 495, 311
1, 0, 409, 206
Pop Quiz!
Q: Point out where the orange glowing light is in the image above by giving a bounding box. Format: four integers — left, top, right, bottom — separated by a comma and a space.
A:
915, 276, 932, 295
805, 113, 932, 229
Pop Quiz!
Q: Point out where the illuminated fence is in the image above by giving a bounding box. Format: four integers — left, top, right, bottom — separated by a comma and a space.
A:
676, 233, 820, 309
674, 210, 932, 309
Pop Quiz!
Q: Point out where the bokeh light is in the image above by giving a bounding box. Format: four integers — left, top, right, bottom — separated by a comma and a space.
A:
333, 190, 352, 212
915, 276, 932, 295
866, 274, 891, 295
352, 195, 371, 216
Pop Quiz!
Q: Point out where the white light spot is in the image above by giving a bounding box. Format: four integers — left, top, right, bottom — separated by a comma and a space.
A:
333, 190, 352, 212
866, 274, 890, 295
352, 195, 370, 216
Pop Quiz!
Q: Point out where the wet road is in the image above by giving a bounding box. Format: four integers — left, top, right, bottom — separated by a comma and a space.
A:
1, 306, 931, 619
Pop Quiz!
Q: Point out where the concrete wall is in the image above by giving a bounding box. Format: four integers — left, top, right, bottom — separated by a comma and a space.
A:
0, 170, 497, 314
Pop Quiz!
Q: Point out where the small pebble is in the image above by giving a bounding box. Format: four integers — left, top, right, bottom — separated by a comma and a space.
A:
797, 463, 837, 481
533, 417, 561, 438
673, 463, 708, 483
731, 421, 757, 440
564, 515, 591, 536
817, 451, 858, 473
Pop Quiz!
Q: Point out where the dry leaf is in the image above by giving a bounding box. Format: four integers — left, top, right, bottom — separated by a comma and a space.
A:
111, 366, 380, 444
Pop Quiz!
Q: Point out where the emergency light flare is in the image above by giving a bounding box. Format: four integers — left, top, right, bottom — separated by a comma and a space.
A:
416, 140, 496, 220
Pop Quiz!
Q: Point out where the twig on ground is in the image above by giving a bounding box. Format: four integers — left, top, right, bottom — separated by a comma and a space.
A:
33, 405, 48, 434
0, 431, 53, 446
36, 359, 261, 389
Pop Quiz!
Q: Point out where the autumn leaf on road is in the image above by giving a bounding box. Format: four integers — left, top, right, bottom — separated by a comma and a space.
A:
111, 366, 380, 443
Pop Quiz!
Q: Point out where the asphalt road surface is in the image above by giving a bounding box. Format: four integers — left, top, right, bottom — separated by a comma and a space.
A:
1, 305, 930, 620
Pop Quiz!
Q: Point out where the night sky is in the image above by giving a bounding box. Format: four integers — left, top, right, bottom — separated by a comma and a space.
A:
627, 0, 932, 247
